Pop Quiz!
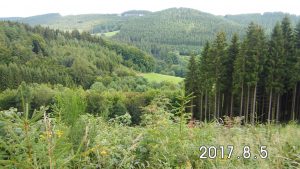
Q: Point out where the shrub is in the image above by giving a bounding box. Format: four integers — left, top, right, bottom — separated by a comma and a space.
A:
54, 88, 86, 125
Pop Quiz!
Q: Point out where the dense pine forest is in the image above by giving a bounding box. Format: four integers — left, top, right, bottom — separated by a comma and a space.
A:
1, 8, 300, 168
185, 17, 300, 123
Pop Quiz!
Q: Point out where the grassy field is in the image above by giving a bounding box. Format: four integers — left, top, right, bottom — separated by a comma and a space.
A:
140, 73, 184, 84
103, 30, 120, 37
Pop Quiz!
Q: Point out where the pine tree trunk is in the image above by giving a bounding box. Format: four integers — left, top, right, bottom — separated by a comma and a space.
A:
214, 91, 217, 119
240, 84, 244, 117
217, 90, 221, 119
296, 97, 298, 120
205, 90, 208, 122
221, 93, 224, 116
292, 84, 297, 121
276, 94, 280, 123
246, 85, 250, 124
271, 95, 275, 122
262, 94, 265, 122
191, 98, 194, 119
251, 83, 257, 125
268, 88, 273, 124
208, 96, 211, 121
285, 91, 289, 119
230, 93, 234, 117
200, 93, 203, 121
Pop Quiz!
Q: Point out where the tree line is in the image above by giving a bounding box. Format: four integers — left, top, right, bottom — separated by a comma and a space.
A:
185, 17, 300, 123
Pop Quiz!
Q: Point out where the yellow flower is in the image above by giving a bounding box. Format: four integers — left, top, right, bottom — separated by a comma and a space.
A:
55, 130, 64, 138
100, 150, 108, 156
185, 160, 192, 169
39, 134, 46, 140
46, 131, 52, 137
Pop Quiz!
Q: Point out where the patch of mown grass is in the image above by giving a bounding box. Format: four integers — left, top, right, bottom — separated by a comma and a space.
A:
140, 73, 184, 84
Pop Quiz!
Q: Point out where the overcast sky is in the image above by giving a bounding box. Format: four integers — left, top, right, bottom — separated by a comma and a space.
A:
1, 0, 300, 17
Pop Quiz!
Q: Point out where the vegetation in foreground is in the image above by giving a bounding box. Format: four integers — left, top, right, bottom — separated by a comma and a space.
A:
1, 102, 300, 168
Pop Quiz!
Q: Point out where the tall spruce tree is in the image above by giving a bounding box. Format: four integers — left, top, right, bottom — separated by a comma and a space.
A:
266, 23, 285, 123
185, 55, 198, 119
210, 32, 227, 119
281, 16, 296, 120
224, 34, 239, 117
242, 22, 267, 124
293, 22, 300, 119
198, 42, 212, 121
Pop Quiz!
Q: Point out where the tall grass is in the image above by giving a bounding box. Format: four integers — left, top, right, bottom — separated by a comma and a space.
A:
0, 98, 299, 168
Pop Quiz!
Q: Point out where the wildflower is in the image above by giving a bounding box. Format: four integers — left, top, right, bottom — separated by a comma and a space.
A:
100, 150, 108, 156
185, 160, 192, 169
39, 134, 46, 140
55, 130, 64, 138
46, 131, 52, 137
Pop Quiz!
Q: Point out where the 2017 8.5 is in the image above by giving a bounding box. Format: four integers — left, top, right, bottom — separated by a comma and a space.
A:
199, 145, 268, 159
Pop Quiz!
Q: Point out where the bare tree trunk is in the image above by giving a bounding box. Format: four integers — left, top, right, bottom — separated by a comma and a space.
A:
284, 91, 289, 120
262, 94, 265, 122
292, 84, 297, 121
214, 90, 217, 119
276, 94, 280, 123
191, 98, 194, 119
251, 83, 257, 125
208, 96, 211, 121
268, 88, 273, 124
205, 90, 208, 122
200, 93, 203, 121
272, 95, 276, 122
221, 93, 224, 116
217, 90, 221, 119
230, 93, 234, 117
240, 84, 244, 117
246, 85, 250, 124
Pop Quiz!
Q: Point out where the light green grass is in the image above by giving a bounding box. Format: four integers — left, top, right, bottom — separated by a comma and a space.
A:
140, 73, 184, 84
103, 30, 120, 37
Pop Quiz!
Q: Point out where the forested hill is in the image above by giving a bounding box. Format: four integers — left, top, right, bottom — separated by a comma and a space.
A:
0, 13, 62, 25
0, 13, 128, 33
225, 12, 300, 34
0, 21, 155, 90
114, 8, 300, 55
2, 9, 299, 55
115, 8, 244, 54
2, 8, 299, 77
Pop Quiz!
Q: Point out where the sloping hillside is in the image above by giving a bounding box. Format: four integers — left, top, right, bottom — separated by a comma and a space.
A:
225, 12, 300, 34
0, 21, 155, 89
115, 8, 245, 55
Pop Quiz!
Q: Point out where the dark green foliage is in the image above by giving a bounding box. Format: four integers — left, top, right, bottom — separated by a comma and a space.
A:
113, 8, 246, 76
184, 55, 197, 118
225, 12, 299, 34
100, 38, 155, 72
0, 21, 155, 90
186, 18, 300, 123
282, 17, 297, 89
185, 55, 198, 96
54, 89, 86, 126
115, 8, 244, 58
266, 23, 285, 93
86, 91, 111, 119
